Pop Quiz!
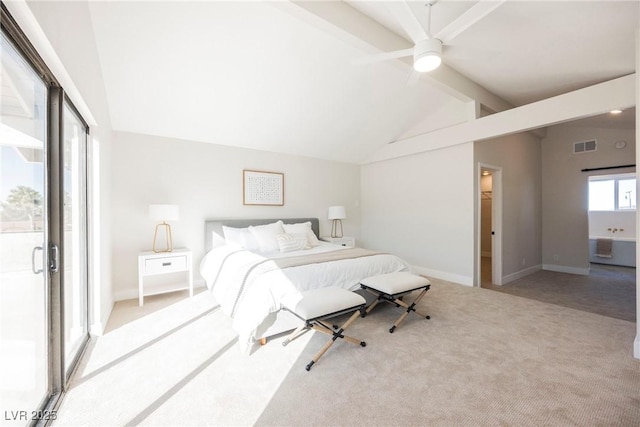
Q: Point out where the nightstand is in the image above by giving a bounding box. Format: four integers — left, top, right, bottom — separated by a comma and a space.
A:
138, 248, 193, 306
320, 236, 355, 248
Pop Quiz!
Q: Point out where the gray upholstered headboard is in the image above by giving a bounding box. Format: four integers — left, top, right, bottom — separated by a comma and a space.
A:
205, 218, 320, 252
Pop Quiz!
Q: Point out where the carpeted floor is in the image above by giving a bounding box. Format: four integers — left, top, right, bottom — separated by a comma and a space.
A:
53, 276, 639, 427
482, 261, 636, 322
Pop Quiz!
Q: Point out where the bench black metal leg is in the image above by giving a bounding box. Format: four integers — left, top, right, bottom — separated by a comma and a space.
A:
362, 284, 431, 333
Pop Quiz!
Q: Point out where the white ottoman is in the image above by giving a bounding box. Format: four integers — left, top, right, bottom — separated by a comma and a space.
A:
281, 287, 367, 371
360, 272, 431, 333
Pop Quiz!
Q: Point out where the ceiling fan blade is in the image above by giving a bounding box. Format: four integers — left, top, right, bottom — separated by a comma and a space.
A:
435, 0, 506, 43
385, 1, 428, 44
352, 48, 413, 66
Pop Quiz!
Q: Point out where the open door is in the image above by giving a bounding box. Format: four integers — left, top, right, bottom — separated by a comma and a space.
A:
478, 164, 502, 286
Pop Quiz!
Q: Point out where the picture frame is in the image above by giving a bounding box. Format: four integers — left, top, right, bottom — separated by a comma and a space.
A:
243, 169, 284, 206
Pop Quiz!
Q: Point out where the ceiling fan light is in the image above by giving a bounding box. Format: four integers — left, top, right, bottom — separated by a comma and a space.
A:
414, 53, 441, 72
413, 38, 442, 72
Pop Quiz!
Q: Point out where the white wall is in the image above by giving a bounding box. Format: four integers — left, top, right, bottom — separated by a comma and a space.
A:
111, 131, 360, 300
17, 0, 114, 334
361, 143, 475, 285
475, 132, 543, 283
589, 210, 635, 239
541, 124, 635, 274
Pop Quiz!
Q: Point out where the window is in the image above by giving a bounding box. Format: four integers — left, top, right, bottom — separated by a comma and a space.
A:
617, 178, 636, 210
588, 173, 636, 211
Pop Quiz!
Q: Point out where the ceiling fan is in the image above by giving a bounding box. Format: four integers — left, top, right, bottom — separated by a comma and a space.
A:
359, 0, 505, 73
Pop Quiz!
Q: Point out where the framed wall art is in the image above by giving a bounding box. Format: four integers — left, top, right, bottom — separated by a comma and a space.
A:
243, 169, 284, 206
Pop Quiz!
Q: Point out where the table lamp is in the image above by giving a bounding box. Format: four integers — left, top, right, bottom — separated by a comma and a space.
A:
328, 205, 346, 238
149, 204, 179, 252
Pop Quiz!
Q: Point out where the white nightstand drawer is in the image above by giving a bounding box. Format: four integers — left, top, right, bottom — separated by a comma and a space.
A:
145, 255, 187, 274
320, 236, 355, 248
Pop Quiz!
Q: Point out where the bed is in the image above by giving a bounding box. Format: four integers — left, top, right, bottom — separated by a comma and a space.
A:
200, 218, 412, 353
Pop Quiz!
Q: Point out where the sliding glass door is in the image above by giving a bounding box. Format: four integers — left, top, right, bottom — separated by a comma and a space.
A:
1, 12, 90, 425
0, 31, 49, 425
62, 101, 89, 377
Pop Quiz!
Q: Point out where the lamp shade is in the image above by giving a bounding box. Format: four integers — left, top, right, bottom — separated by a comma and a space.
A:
149, 204, 179, 221
327, 206, 346, 220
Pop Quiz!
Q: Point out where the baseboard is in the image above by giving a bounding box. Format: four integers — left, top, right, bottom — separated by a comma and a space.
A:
503, 264, 542, 285
114, 288, 138, 302
542, 264, 590, 276
114, 279, 207, 302
90, 322, 104, 336
635, 334, 640, 360
90, 300, 112, 336
411, 265, 473, 287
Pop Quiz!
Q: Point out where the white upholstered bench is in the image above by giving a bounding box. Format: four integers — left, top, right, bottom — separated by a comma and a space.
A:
281, 287, 367, 371
360, 272, 431, 333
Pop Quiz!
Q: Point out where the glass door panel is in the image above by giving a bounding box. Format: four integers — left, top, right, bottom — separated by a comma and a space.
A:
62, 102, 88, 375
0, 32, 48, 425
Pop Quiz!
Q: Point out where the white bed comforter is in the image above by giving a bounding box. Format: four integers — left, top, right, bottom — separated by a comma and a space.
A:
199, 242, 411, 352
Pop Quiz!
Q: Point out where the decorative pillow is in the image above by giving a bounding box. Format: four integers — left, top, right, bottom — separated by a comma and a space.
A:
276, 233, 308, 253
282, 221, 320, 247
222, 226, 260, 251
285, 233, 312, 249
249, 221, 285, 253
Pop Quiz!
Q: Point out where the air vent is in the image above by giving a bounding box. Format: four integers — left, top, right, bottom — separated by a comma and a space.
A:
574, 140, 597, 154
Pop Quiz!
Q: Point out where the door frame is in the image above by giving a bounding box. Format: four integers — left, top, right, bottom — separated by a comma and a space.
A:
60, 95, 91, 386
476, 163, 503, 286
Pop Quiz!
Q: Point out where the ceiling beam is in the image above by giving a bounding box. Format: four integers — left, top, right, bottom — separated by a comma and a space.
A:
423, 63, 512, 111
362, 74, 636, 164
271, 1, 409, 56
273, 0, 513, 114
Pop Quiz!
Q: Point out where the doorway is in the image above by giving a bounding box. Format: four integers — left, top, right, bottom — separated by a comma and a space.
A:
478, 164, 502, 287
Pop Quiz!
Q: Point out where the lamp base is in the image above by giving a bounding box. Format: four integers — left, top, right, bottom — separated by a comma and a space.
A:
330, 219, 343, 238
153, 222, 173, 253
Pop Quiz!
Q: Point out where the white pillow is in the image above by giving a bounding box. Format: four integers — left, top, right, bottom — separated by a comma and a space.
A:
283, 221, 320, 247
222, 226, 259, 251
211, 231, 227, 249
249, 221, 285, 253
276, 233, 308, 253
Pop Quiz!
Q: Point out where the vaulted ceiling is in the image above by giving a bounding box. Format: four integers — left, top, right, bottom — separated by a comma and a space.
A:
84, 1, 638, 163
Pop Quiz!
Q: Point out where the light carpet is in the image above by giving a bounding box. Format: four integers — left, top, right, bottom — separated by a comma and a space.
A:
53, 279, 639, 426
